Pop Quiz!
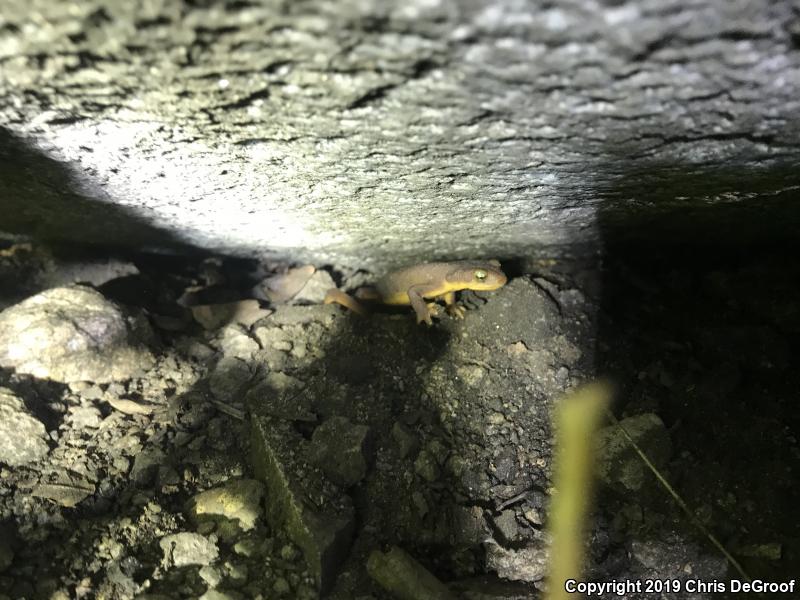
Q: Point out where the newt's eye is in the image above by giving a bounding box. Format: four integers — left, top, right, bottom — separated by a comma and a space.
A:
474, 269, 487, 281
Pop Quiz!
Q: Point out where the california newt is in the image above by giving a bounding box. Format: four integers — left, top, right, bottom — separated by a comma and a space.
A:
324, 261, 507, 325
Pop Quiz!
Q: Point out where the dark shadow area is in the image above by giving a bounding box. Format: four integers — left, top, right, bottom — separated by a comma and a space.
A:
0, 127, 206, 255
595, 160, 800, 596
246, 307, 456, 595
596, 161, 800, 246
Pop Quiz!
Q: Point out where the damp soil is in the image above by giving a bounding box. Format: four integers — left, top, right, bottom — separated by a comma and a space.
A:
0, 239, 796, 599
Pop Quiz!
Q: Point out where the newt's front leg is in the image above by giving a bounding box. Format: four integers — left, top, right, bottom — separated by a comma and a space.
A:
443, 291, 466, 319
407, 285, 438, 326
425, 302, 443, 317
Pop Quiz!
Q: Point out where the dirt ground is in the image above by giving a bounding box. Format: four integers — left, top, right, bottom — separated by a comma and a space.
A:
0, 239, 796, 599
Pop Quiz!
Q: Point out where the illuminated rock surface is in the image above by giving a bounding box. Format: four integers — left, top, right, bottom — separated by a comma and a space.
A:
1, 0, 798, 267
0, 285, 155, 383
0, 388, 49, 467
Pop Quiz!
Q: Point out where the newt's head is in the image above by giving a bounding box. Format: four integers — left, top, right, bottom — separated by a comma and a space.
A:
446, 261, 507, 291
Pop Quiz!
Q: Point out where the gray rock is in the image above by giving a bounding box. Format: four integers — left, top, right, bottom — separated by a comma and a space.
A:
188, 479, 265, 532
199, 565, 222, 588
200, 591, 242, 600
208, 357, 252, 403
66, 405, 102, 430
216, 326, 260, 359
175, 337, 216, 362
160, 532, 219, 568
157, 465, 180, 488
252, 326, 292, 352
245, 373, 316, 422
0, 286, 155, 383
104, 562, 136, 599
225, 561, 248, 585
596, 413, 672, 494
75, 384, 104, 402
308, 417, 370, 487
0, 388, 49, 466
292, 270, 336, 305
449, 505, 488, 547
414, 449, 441, 483
491, 510, 523, 545
272, 578, 290, 594
267, 306, 336, 328
31, 477, 95, 507
485, 540, 549, 583
232, 538, 258, 558
250, 415, 355, 594
280, 544, 299, 561
367, 546, 457, 600
391, 422, 420, 459
131, 448, 167, 487
171, 392, 214, 431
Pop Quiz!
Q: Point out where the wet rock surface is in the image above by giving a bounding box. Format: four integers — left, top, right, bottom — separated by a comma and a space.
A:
0, 240, 797, 598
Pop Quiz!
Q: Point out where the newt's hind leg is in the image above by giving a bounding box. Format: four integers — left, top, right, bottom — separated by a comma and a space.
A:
324, 289, 368, 316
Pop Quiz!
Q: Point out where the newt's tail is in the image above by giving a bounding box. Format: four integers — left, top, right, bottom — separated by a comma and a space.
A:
324, 288, 368, 316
